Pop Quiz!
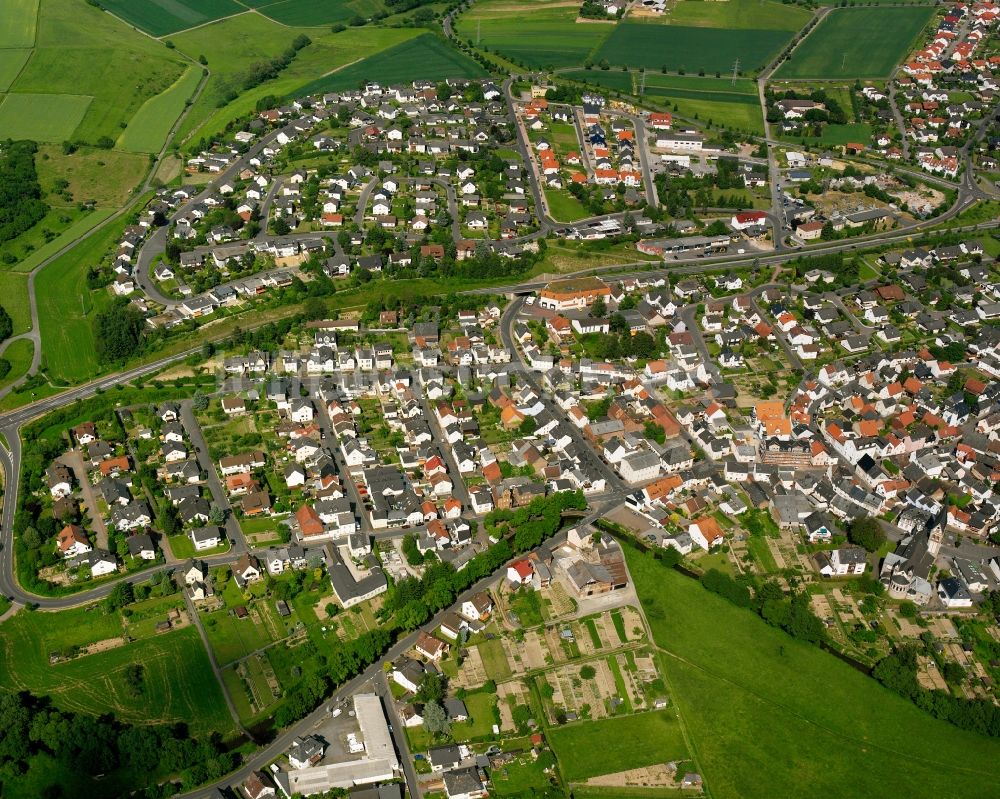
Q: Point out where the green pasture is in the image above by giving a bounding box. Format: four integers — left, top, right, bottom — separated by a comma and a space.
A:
664, 0, 811, 30
255, 0, 387, 26
36, 145, 149, 207
0, 272, 31, 335
0, 49, 31, 91
0, 339, 34, 391
776, 7, 935, 79
119, 65, 202, 153
0, 93, 91, 141
626, 548, 1000, 799
549, 710, 688, 782
1, 0, 39, 48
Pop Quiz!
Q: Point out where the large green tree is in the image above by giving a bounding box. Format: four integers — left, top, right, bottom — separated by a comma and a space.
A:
93, 297, 145, 364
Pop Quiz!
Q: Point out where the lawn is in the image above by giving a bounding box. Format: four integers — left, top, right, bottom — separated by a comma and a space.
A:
626, 548, 1000, 799
456, 0, 613, 70
11, 0, 187, 146
0, 93, 91, 141
596, 22, 797, 73
202, 607, 275, 666
548, 711, 688, 782
0, 49, 31, 91
1, 0, 38, 48
776, 7, 935, 79
0, 606, 235, 737
477, 637, 512, 680
545, 188, 591, 223
255, 0, 387, 26
294, 33, 487, 96
98, 0, 245, 37
118, 65, 202, 153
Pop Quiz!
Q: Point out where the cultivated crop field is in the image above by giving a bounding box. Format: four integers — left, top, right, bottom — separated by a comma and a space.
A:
660, 0, 810, 31
596, 22, 795, 73
97, 0, 245, 37
0, 606, 235, 737
456, 0, 612, 69
625, 548, 1000, 799
1, 0, 39, 48
0, 93, 91, 141
0, 49, 31, 90
776, 6, 935, 79
296, 34, 487, 95
119, 65, 202, 153
251, 0, 388, 26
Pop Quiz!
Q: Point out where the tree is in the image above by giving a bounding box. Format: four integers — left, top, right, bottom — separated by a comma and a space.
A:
122, 663, 145, 698
422, 700, 450, 736
93, 298, 145, 365
105, 581, 134, 613
0, 306, 12, 343
208, 505, 226, 526
192, 390, 209, 411
580, 665, 596, 679
416, 672, 447, 705
848, 516, 885, 553
591, 297, 607, 318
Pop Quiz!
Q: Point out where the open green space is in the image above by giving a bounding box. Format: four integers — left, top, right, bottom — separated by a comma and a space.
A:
549, 710, 687, 782
119, 65, 202, 153
625, 548, 1000, 799
295, 33, 487, 96
0, 93, 91, 141
0, 606, 235, 737
11, 0, 187, 146
776, 7, 934, 79
1, 0, 39, 48
36, 145, 148, 208
456, 0, 612, 70
203, 606, 275, 666
663, 0, 811, 30
545, 188, 590, 223
0, 49, 31, 91
98, 0, 245, 37
3, 207, 114, 274
596, 22, 796, 73
0, 339, 34, 391
255, 0, 387, 26
0, 272, 31, 335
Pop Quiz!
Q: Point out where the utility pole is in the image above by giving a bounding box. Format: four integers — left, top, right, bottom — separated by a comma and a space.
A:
842, 52, 847, 71
477, 19, 481, 45
731, 58, 740, 86
640, 70, 646, 95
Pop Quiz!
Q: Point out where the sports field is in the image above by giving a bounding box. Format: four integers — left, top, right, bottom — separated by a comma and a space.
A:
295, 34, 487, 95
1, 0, 39, 47
776, 6, 935, 79
0, 92, 91, 141
596, 22, 795, 73
119, 65, 202, 153
98, 0, 245, 37
0, 605, 235, 737
549, 710, 688, 782
625, 548, 1000, 799
253, 0, 387, 26
0, 49, 31, 91
456, 0, 611, 69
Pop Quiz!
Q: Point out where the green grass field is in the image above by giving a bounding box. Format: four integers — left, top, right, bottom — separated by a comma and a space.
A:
119, 65, 202, 153
664, 0, 811, 30
1, 0, 39, 47
0, 272, 31, 336
255, 0, 387, 26
3, 208, 114, 273
596, 22, 795, 73
549, 711, 688, 782
295, 33, 487, 95
203, 607, 276, 666
36, 145, 149, 207
776, 7, 935, 79
98, 0, 245, 37
456, 0, 612, 69
0, 607, 235, 737
0, 93, 92, 141
0, 49, 31, 90
0, 339, 34, 391
626, 548, 1000, 799
10, 0, 187, 146
545, 189, 591, 223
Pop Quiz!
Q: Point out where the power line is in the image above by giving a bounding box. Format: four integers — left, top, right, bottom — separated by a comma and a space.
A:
731, 58, 740, 86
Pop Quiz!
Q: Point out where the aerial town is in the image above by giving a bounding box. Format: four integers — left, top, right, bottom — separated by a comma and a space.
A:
1, 0, 1000, 798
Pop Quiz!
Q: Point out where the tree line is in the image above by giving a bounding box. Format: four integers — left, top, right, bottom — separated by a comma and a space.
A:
0, 140, 47, 244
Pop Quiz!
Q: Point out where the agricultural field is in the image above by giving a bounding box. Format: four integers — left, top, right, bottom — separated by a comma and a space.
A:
659, 0, 811, 31
456, 0, 612, 69
9, 0, 187, 146
119, 65, 203, 153
549, 710, 688, 782
98, 0, 245, 37
625, 548, 1000, 799
1, 0, 39, 48
0, 49, 31, 91
0, 603, 235, 737
595, 22, 797, 74
295, 33, 487, 95
776, 7, 935, 79
252, 0, 387, 26
0, 93, 91, 141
